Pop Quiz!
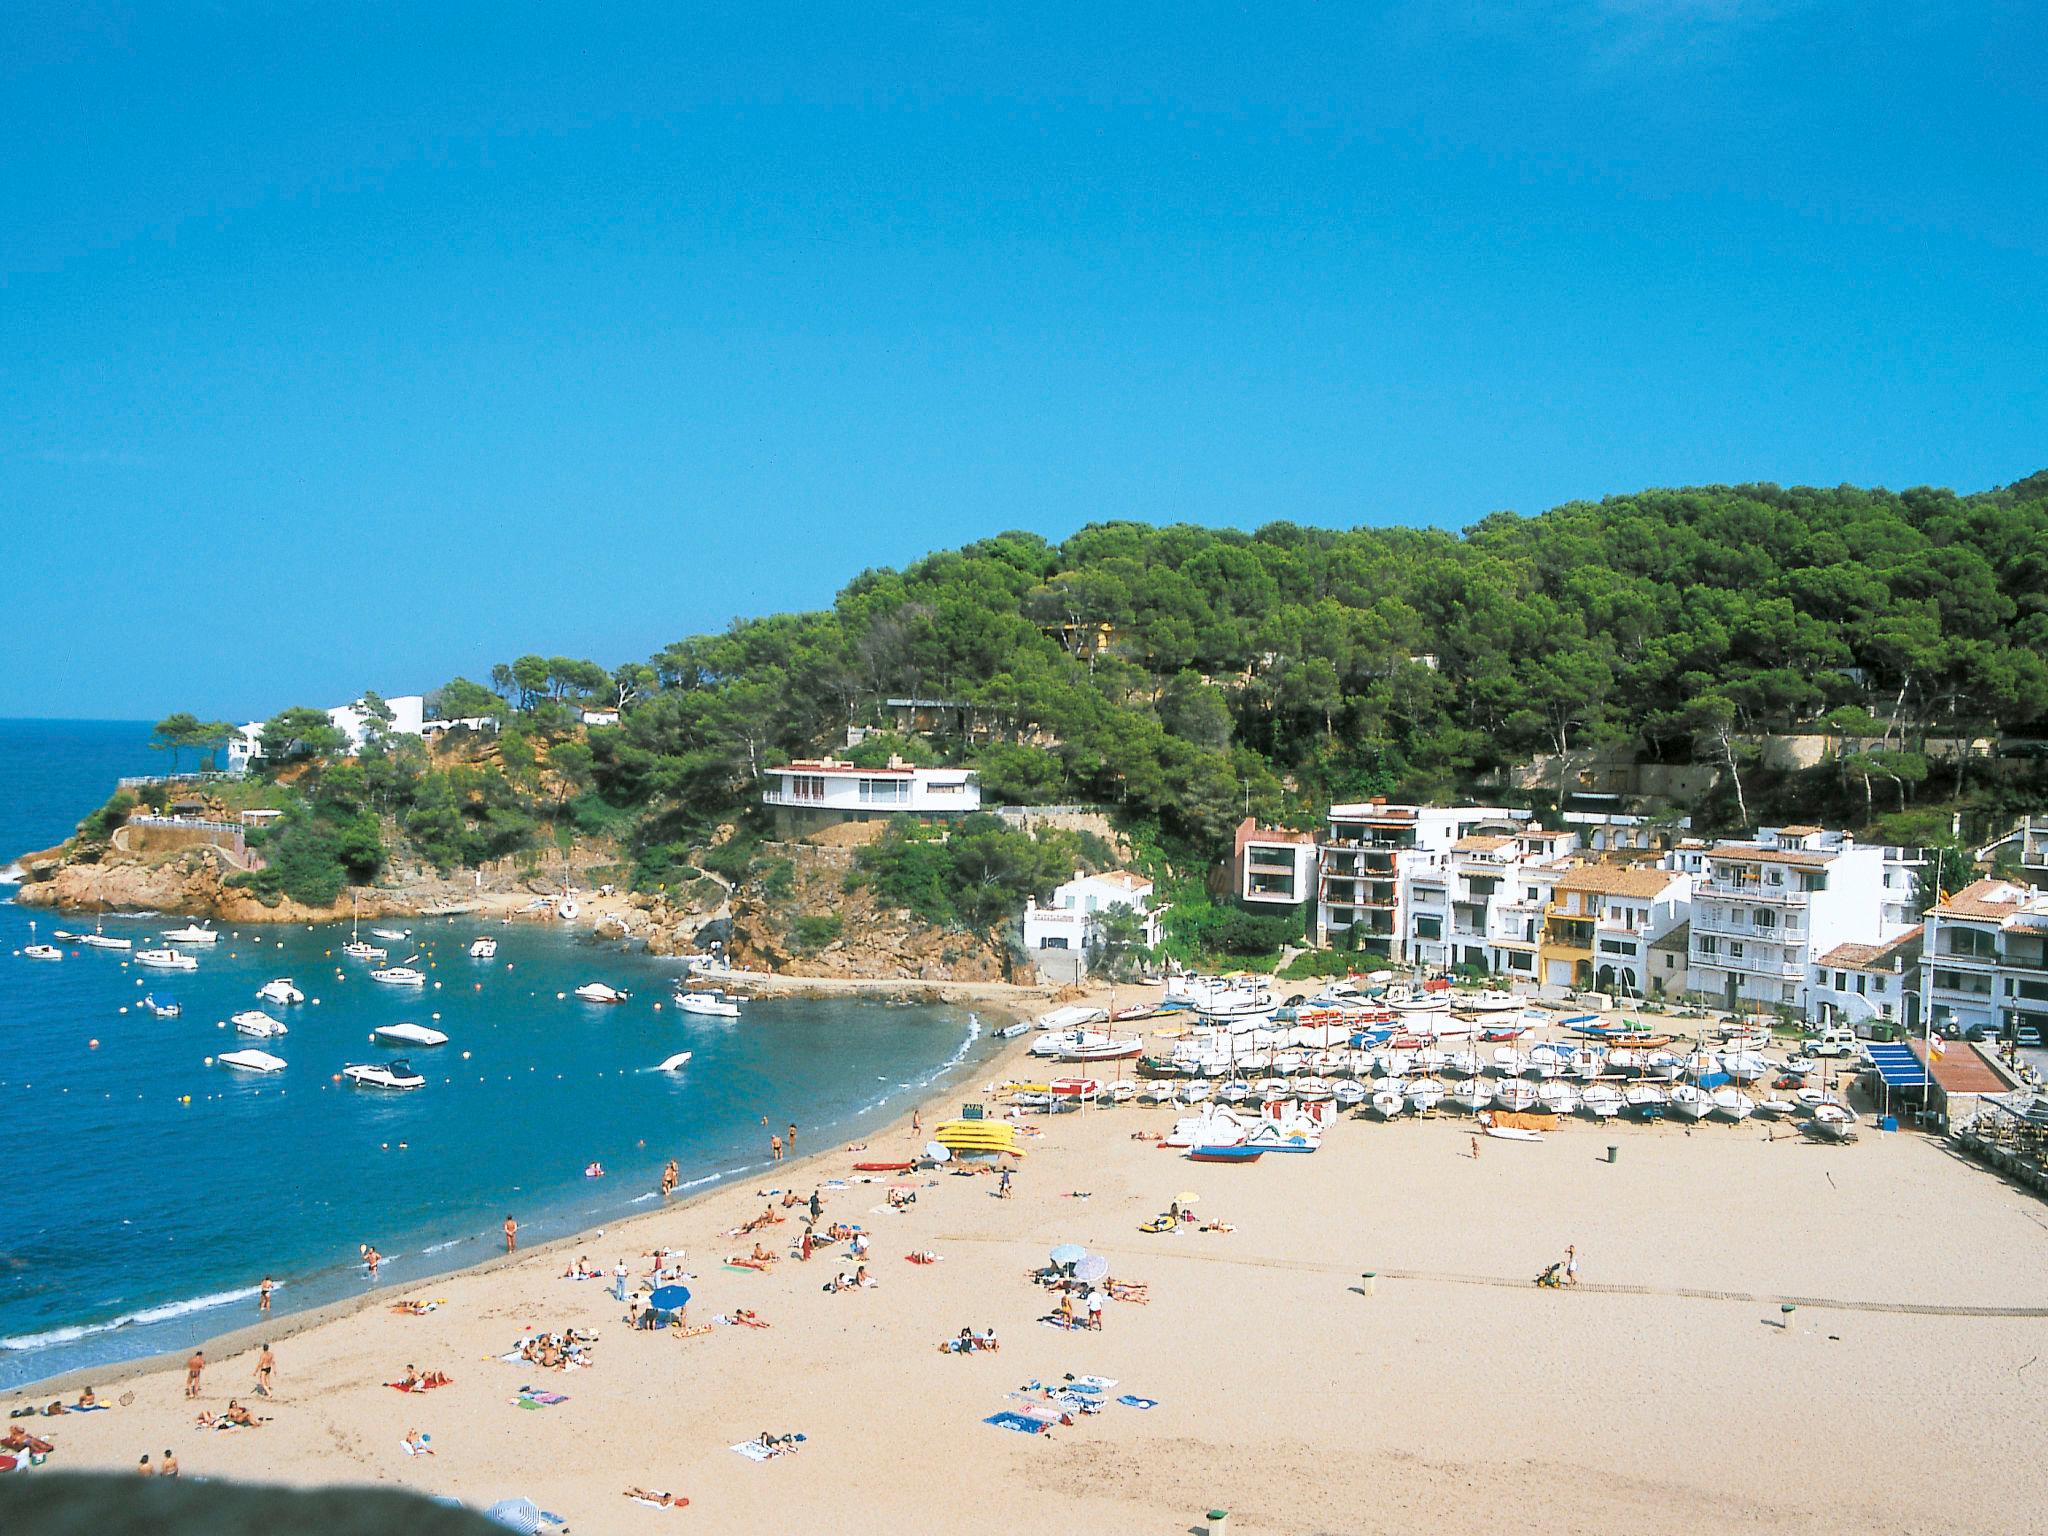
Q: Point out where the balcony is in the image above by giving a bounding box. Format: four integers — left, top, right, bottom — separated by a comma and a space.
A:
1696, 877, 1812, 905
1691, 908, 1802, 941
1245, 851, 1300, 872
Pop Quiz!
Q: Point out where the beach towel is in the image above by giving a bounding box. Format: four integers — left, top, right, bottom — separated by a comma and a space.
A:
1066, 1374, 1117, 1394
730, 1435, 804, 1461
1116, 1395, 1159, 1410
625, 1493, 689, 1509
65, 1403, 111, 1412
982, 1411, 1050, 1435
518, 1389, 569, 1405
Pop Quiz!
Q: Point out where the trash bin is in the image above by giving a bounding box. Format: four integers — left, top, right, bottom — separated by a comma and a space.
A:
1360, 1272, 1376, 1296
1207, 1511, 1230, 1536
1606, 1145, 1618, 1164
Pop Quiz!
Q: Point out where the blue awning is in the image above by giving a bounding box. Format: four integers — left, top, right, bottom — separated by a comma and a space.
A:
1865, 1042, 1932, 1089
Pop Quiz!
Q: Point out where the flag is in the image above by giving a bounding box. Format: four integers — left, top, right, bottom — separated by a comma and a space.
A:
1928, 1032, 1946, 1059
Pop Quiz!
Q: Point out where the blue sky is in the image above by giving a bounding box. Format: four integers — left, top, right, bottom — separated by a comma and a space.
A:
5, 2, 2043, 721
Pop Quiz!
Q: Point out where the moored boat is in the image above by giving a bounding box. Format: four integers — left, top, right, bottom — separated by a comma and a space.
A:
675, 989, 742, 1018
219, 1049, 286, 1074
373, 1022, 449, 1048
469, 936, 498, 959
135, 947, 199, 971
256, 978, 304, 1005
371, 964, 428, 987
161, 922, 218, 946
344, 1059, 426, 1090
574, 981, 629, 1004
232, 1011, 288, 1037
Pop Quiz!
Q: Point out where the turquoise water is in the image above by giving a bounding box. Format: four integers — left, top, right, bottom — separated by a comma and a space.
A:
0, 721, 993, 1389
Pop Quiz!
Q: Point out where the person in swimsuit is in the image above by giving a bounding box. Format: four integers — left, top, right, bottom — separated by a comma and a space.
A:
255, 1344, 275, 1397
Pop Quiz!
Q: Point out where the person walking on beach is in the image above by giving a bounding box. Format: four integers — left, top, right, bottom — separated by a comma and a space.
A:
808, 1188, 823, 1223
184, 1351, 204, 1399
254, 1344, 275, 1397
503, 1216, 519, 1253
259, 1276, 273, 1314
613, 1258, 630, 1301
1564, 1244, 1580, 1286
1470, 1135, 1480, 1161
770, 1133, 783, 1163
912, 1107, 921, 1135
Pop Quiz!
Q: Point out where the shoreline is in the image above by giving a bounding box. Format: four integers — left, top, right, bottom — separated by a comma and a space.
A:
2, 1008, 1052, 1401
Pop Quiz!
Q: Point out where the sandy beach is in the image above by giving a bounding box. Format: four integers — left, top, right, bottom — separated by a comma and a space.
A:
12, 1005, 2048, 1534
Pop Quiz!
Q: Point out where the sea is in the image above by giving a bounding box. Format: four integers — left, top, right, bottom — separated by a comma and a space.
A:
0, 719, 998, 1390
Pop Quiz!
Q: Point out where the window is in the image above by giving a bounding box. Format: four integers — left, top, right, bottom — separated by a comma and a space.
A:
1508, 952, 1534, 973
1755, 910, 1777, 931
1415, 915, 1442, 941
1698, 936, 1719, 957
1782, 984, 1797, 1003
785, 774, 827, 802
1834, 972, 1847, 990
857, 777, 909, 805
1600, 939, 1635, 956
1855, 975, 1866, 996
1730, 942, 1745, 960
1944, 928, 1996, 959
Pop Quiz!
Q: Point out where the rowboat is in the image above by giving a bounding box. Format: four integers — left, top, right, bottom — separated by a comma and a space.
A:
1537, 1080, 1583, 1115
1710, 1086, 1756, 1121
1369, 1088, 1407, 1119
1669, 1084, 1713, 1120
1188, 1145, 1265, 1163
1450, 1078, 1493, 1112
1580, 1084, 1624, 1119
1624, 1083, 1669, 1119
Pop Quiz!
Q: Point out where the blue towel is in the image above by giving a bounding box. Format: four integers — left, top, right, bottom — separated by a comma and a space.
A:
983, 1411, 1049, 1435
1116, 1394, 1159, 1410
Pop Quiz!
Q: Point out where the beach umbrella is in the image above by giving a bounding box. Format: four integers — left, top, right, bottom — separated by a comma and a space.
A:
648, 1284, 692, 1312
1175, 1191, 1200, 1205
482, 1498, 544, 1533
923, 1141, 950, 1163
1073, 1254, 1110, 1283
1049, 1243, 1086, 1266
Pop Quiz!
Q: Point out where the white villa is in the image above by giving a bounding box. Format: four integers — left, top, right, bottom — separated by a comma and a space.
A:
1023, 869, 1163, 980
761, 757, 980, 836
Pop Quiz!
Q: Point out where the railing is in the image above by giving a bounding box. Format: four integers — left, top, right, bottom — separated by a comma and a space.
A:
116, 770, 246, 789
129, 815, 245, 835
1696, 878, 1811, 903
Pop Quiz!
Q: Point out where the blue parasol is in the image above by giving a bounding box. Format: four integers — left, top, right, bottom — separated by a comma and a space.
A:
648, 1284, 692, 1311
1049, 1244, 1086, 1266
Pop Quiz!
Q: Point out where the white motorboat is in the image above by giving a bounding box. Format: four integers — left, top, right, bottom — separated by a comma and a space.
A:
1370, 1087, 1408, 1119
135, 947, 198, 971
344, 1059, 426, 1090
574, 982, 629, 1004
370, 964, 427, 987
23, 944, 62, 961
79, 921, 132, 951
675, 989, 742, 1019
1387, 984, 1450, 1015
371, 927, 411, 942
1580, 1083, 1624, 1119
1808, 1101, 1859, 1139
1495, 1079, 1542, 1113
232, 1011, 288, 1038
1453, 988, 1523, 1014
1710, 1086, 1756, 1121
219, 1049, 286, 1074
161, 923, 218, 946
1537, 1080, 1583, 1116
1450, 1077, 1494, 1112
374, 1022, 449, 1048
1753, 1096, 1799, 1118
1030, 1029, 1143, 1061
341, 940, 387, 961
1406, 1075, 1447, 1111
141, 992, 182, 1017
1670, 1084, 1713, 1120
1625, 1082, 1670, 1118
655, 1050, 694, 1072
256, 978, 304, 1005
469, 936, 498, 959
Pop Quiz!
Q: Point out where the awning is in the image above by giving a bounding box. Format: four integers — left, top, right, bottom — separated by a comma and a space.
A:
1864, 1042, 1932, 1089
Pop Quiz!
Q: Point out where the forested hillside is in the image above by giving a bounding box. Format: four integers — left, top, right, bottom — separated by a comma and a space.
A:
582, 472, 2048, 851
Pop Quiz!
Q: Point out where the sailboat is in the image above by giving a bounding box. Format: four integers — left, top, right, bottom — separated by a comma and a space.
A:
161, 921, 218, 946
342, 893, 385, 961
79, 917, 132, 951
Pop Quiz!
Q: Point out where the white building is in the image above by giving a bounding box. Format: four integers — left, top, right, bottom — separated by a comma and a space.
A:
1687, 827, 1899, 1015
1811, 928, 1922, 1030
1317, 801, 1531, 959
1441, 825, 1579, 979
1921, 879, 2048, 1042
761, 757, 980, 836
1023, 870, 1163, 978
1542, 862, 1692, 997
226, 692, 434, 770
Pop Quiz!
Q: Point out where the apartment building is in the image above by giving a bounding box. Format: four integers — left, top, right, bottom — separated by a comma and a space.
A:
1438, 825, 1579, 979
1317, 800, 1530, 959
1540, 863, 1692, 996
1921, 879, 2048, 1041
1231, 818, 1319, 915
1687, 827, 1898, 1015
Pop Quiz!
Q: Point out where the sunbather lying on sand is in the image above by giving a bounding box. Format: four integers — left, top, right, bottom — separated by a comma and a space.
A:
757, 1431, 803, 1455
403, 1427, 434, 1455
624, 1487, 688, 1507
1107, 1281, 1149, 1303
1, 1426, 54, 1456
389, 1299, 440, 1316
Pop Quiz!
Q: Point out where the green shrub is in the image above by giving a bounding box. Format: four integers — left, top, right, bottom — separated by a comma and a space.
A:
790, 913, 843, 952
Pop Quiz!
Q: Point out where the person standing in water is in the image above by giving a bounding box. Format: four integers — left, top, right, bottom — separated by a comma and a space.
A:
787, 1122, 797, 1154
258, 1276, 273, 1314
503, 1216, 519, 1253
